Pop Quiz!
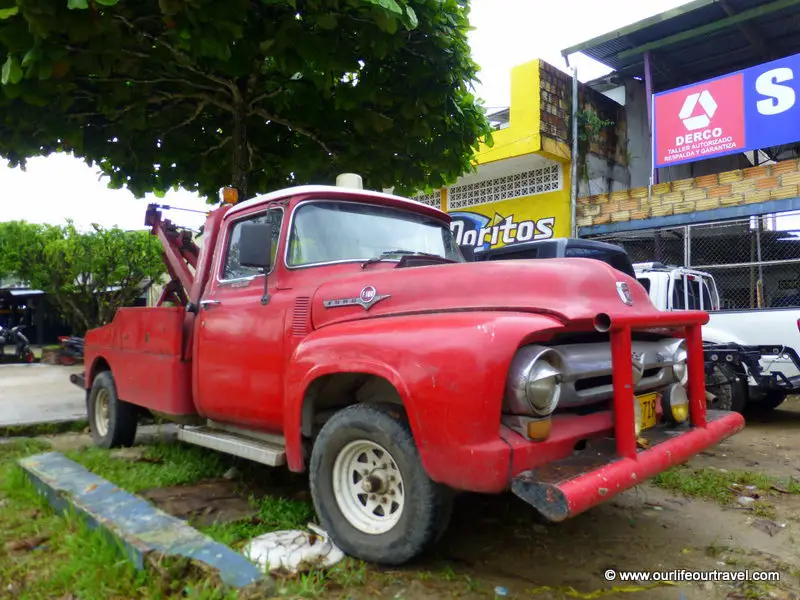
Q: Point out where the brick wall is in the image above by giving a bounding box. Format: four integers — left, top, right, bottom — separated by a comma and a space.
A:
576, 158, 800, 227
539, 61, 627, 165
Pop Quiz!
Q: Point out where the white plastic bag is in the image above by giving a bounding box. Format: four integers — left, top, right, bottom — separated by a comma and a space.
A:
242, 523, 345, 575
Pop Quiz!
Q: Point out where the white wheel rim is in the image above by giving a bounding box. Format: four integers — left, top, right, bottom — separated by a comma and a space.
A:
332, 439, 405, 535
95, 389, 110, 437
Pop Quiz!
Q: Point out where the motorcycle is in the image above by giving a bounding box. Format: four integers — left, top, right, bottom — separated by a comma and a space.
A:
57, 336, 84, 365
0, 324, 35, 363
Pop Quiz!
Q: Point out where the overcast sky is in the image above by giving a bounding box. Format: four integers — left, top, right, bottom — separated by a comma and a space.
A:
0, 0, 688, 232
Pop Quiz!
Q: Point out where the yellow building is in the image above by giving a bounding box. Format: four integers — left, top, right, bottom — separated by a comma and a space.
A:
412, 59, 624, 254
414, 60, 574, 252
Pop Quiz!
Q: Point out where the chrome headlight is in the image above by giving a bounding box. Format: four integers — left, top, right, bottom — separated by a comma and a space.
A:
672, 340, 689, 386
505, 346, 562, 417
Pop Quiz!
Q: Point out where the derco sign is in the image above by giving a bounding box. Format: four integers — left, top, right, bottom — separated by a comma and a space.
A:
653, 52, 799, 168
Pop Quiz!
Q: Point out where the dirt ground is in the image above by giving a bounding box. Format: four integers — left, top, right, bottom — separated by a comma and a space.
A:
110, 401, 800, 600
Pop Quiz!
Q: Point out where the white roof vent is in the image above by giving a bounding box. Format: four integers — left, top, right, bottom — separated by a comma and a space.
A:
336, 173, 363, 189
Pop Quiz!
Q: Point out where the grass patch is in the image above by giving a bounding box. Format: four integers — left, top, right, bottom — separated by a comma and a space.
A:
653, 465, 800, 517
0, 438, 491, 599
0, 439, 246, 598
203, 493, 315, 549
1, 419, 88, 438
65, 442, 316, 548
67, 442, 231, 493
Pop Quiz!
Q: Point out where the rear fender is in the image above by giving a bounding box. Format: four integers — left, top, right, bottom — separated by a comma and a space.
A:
283, 311, 564, 492
86, 355, 112, 388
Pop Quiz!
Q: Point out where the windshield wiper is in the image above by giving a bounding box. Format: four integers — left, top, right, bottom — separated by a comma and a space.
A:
361, 249, 443, 269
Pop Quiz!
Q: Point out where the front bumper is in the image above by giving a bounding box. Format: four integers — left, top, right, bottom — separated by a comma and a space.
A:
510, 308, 744, 521
511, 409, 744, 521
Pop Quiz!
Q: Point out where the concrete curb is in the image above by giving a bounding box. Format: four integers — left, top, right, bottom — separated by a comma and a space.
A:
18, 452, 267, 589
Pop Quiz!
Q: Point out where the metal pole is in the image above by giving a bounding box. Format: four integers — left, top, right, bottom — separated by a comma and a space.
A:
756, 216, 764, 308
643, 51, 659, 185
570, 67, 579, 238
610, 327, 637, 459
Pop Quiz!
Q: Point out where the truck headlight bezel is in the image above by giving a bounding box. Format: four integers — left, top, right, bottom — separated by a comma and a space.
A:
505, 346, 563, 417
672, 340, 689, 386
526, 355, 561, 416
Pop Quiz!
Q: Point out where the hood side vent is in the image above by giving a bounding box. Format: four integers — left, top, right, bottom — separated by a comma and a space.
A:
292, 297, 312, 337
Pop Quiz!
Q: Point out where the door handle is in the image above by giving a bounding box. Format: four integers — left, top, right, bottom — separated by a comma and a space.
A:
199, 299, 221, 309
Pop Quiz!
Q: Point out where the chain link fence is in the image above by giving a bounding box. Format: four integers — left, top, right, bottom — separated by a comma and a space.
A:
594, 211, 800, 310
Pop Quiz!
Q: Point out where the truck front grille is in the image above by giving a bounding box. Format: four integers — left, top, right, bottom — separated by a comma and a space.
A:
545, 339, 681, 410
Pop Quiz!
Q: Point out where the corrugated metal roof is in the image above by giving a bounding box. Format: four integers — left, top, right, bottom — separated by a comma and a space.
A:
562, 0, 800, 91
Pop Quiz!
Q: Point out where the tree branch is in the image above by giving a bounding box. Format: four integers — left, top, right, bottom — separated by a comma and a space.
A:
163, 101, 208, 136
201, 136, 231, 156
248, 89, 283, 109
115, 15, 238, 96
253, 108, 335, 156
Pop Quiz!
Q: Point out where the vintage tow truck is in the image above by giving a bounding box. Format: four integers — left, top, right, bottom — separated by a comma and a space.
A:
70, 176, 744, 565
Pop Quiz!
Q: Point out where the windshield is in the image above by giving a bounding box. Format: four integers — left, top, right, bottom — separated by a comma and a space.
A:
287, 201, 463, 267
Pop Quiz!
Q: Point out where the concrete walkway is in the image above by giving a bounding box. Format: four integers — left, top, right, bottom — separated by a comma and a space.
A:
0, 364, 85, 427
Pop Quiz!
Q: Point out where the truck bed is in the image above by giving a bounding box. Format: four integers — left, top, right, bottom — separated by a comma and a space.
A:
84, 307, 195, 416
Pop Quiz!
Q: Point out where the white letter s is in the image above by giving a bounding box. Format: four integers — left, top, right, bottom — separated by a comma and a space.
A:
756, 67, 795, 115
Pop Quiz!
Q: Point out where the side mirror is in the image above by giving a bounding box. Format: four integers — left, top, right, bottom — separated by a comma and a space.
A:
239, 221, 273, 271
459, 244, 475, 262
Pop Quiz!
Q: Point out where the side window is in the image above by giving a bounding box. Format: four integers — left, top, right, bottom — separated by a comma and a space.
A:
700, 279, 714, 310
222, 209, 283, 280
672, 277, 686, 310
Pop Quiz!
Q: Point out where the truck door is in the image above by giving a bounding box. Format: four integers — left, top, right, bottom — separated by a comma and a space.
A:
194, 205, 286, 431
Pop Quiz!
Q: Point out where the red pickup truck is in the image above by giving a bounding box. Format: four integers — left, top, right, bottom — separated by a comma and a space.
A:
72, 178, 744, 564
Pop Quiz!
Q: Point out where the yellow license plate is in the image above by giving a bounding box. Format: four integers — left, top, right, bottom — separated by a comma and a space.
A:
637, 392, 658, 431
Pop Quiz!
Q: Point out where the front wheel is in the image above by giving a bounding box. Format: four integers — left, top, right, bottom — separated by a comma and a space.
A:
87, 371, 138, 449
309, 404, 452, 565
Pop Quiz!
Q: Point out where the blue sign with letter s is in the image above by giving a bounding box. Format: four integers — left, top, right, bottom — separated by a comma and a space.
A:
744, 53, 800, 149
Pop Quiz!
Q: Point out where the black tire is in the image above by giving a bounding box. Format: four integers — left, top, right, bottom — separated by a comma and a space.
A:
705, 363, 747, 413
87, 371, 138, 449
758, 392, 787, 411
309, 403, 452, 565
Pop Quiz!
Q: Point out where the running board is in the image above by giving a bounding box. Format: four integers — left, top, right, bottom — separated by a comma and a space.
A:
177, 426, 286, 467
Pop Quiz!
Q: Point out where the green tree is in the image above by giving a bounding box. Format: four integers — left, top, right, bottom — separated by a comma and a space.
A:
0, 221, 165, 334
0, 0, 492, 201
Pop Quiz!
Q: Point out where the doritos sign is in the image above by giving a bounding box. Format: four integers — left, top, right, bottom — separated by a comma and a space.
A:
653, 52, 800, 168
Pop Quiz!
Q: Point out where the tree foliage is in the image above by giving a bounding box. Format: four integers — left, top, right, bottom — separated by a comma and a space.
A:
0, 221, 165, 334
0, 0, 492, 200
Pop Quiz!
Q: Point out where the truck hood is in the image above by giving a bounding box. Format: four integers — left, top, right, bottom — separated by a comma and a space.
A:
310, 259, 658, 330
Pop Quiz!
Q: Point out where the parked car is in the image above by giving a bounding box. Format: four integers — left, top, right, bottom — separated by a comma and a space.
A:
70, 180, 743, 565
635, 262, 800, 410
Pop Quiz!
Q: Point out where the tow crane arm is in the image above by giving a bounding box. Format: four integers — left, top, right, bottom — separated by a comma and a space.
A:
144, 202, 230, 359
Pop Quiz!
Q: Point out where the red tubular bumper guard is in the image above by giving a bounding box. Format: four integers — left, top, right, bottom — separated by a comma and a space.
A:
511, 310, 746, 522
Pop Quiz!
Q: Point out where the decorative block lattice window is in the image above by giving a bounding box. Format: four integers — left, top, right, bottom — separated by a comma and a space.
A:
447, 164, 562, 210
411, 190, 442, 208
